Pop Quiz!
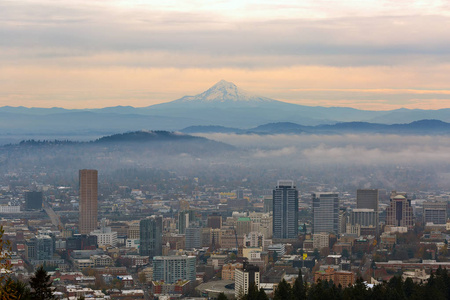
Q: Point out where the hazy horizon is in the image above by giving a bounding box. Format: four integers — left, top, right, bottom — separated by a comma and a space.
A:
2, 1, 450, 110
1, 80, 450, 112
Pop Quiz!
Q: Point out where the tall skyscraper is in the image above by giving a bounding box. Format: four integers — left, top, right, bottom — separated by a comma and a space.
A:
25, 191, 43, 210
356, 189, 379, 211
139, 216, 163, 258
386, 194, 413, 229
312, 192, 339, 234
356, 189, 379, 233
273, 180, 298, 239
79, 169, 98, 234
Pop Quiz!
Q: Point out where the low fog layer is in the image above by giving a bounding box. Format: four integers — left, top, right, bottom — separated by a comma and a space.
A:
197, 133, 450, 165
191, 133, 450, 191
1, 133, 450, 192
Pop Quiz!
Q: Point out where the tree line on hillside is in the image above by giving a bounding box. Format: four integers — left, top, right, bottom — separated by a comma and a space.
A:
1, 265, 56, 300
222, 267, 450, 300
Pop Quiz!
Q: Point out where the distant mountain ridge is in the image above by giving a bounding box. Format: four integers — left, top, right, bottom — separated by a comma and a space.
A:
6, 131, 235, 154
10, 130, 226, 145
181, 119, 450, 135
95, 131, 198, 143
182, 125, 243, 134
0, 131, 238, 173
2, 81, 450, 136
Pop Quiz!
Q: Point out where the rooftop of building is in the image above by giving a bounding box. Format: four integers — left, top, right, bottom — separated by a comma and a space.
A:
153, 255, 196, 260
196, 280, 235, 295
152, 280, 190, 286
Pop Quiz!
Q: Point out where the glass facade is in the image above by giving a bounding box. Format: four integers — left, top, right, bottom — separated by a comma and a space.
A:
273, 180, 298, 239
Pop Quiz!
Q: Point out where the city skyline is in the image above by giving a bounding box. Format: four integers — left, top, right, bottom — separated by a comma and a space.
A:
2, 1, 450, 297
3, 162, 450, 298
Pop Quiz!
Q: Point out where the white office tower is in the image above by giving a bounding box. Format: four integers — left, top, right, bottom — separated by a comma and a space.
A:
235, 263, 260, 298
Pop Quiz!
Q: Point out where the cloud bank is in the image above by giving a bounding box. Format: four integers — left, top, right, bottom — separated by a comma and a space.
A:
199, 133, 450, 167
2, 1, 450, 109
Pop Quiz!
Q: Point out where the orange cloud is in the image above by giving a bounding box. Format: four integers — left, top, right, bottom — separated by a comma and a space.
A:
2, 64, 450, 110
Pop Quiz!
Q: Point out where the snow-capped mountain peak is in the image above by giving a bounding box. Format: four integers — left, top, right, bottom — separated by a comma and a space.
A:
177, 80, 273, 103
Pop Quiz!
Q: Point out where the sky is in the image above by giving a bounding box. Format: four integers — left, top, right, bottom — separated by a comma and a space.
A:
2, 0, 450, 110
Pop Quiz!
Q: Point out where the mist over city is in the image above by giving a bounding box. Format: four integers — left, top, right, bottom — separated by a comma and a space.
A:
3, 1, 450, 299
2, 131, 450, 192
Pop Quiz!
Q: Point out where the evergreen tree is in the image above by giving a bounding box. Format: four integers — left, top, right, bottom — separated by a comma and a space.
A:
308, 280, 326, 300
387, 275, 406, 299
29, 265, 56, 300
217, 292, 228, 300
441, 268, 450, 300
242, 282, 259, 300
240, 266, 450, 300
425, 270, 447, 300
292, 269, 307, 300
329, 281, 343, 300
342, 277, 369, 300
403, 278, 415, 299
274, 279, 292, 300
257, 288, 269, 300
368, 284, 386, 300
238, 283, 268, 300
